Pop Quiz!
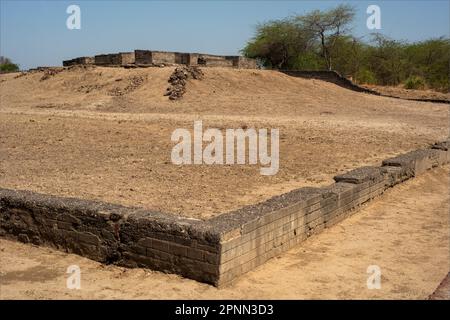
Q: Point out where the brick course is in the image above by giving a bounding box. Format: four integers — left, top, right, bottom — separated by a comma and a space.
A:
0, 141, 448, 286
65, 50, 257, 69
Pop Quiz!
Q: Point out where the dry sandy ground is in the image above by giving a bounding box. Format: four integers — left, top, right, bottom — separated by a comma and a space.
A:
0, 166, 448, 300
364, 84, 450, 102
0, 67, 448, 218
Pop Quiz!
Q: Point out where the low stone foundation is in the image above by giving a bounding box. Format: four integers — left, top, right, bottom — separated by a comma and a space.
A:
0, 140, 448, 286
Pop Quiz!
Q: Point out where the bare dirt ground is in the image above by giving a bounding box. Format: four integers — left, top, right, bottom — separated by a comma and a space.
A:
0, 166, 448, 300
363, 84, 450, 102
0, 67, 448, 219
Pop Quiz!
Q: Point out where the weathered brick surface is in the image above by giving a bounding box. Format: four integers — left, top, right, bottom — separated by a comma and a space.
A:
134, 50, 153, 65
135, 50, 178, 65
119, 52, 135, 65
228, 56, 258, 69
0, 189, 220, 285
382, 148, 448, 176
66, 50, 257, 69
63, 56, 94, 66
334, 166, 384, 184
1, 141, 447, 287
152, 51, 176, 64
94, 52, 135, 66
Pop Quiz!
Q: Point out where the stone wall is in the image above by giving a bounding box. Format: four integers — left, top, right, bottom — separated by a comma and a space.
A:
198, 56, 234, 67
135, 50, 177, 65
94, 52, 135, 66
152, 51, 176, 64
1, 141, 448, 286
186, 53, 199, 66
233, 56, 258, 69
0, 190, 220, 284
119, 52, 136, 65
63, 57, 94, 67
134, 50, 152, 65
210, 141, 449, 286
175, 53, 200, 65
94, 54, 115, 65
66, 50, 257, 69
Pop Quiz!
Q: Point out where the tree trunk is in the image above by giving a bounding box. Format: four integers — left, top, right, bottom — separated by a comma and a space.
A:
320, 32, 332, 70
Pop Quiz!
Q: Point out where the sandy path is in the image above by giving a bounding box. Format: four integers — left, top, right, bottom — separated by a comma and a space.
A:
1, 166, 448, 299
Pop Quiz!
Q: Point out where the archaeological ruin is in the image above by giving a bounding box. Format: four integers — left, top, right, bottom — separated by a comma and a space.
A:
63, 50, 258, 69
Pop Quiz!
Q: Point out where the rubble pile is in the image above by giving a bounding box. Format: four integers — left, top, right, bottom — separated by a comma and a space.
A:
165, 66, 204, 100
108, 75, 147, 96
40, 67, 64, 81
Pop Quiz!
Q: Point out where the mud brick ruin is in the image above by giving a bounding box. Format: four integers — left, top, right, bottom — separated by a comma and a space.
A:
63, 50, 257, 69
1, 140, 448, 287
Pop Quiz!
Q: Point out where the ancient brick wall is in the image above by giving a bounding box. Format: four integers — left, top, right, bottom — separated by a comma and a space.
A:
174, 53, 191, 65
119, 52, 135, 65
186, 53, 199, 66
135, 50, 176, 65
2, 141, 447, 286
151, 51, 176, 64
210, 142, 449, 286
94, 53, 135, 66
196, 54, 232, 67
94, 54, 115, 65
0, 190, 220, 284
65, 50, 257, 68
63, 57, 94, 67
134, 50, 153, 64
235, 57, 258, 69
201, 59, 234, 67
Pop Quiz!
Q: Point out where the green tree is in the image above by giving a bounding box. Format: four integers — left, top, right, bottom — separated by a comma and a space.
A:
404, 37, 450, 91
366, 34, 407, 86
242, 6, 449, 92
327, 35, 366, 78
243, 19, 314, 69
243, 5, 356, 71
0, 56, 19, 72
296, 4, 356, 70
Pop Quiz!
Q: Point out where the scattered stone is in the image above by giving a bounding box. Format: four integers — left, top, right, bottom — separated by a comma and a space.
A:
166, 66, 204, 100
14, 72, 28, 79
77, 84, 106, 94
40, 67, 64, 81
108, 75, 147, 96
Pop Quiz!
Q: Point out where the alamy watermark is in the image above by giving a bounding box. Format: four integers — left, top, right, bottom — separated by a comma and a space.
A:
366, 5, 381, 30
366, 265, 381, 289
66, 265, 81, 289
66, 4, 81, 30
171, 121, 279, 175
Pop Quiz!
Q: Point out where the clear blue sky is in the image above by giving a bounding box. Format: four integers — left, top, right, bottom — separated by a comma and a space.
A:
1, 0, 449, 70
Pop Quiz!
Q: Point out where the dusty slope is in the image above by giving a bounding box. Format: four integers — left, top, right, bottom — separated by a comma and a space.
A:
1, 166, 448, 299
2, 66, 449, 118
363, 84, 450, 102
0, 67, 448, 218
